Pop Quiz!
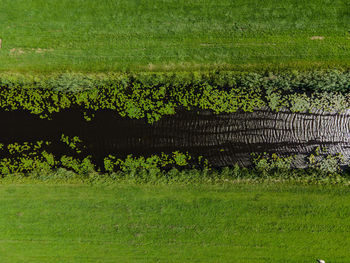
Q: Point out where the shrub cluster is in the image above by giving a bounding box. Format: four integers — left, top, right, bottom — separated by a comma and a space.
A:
0, 139, 210, 176
0, 139, 348, 181
1, 149, 349, 186
1, 70, 350, 123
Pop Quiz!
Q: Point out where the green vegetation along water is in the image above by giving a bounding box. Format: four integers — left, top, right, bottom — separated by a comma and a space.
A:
2, 71, 350, 174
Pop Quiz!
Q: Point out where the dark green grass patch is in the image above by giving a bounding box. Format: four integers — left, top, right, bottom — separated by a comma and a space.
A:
0, 0, 350, 72
0, 183, 350, 262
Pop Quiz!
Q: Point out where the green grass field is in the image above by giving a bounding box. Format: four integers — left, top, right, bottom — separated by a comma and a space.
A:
0, 182, 350, 263
1, 1, 350, 262
0, 0, 349, 72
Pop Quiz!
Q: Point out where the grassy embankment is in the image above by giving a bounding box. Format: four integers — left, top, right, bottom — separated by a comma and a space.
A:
0, 0, 349, 72
0, 182, 350, 263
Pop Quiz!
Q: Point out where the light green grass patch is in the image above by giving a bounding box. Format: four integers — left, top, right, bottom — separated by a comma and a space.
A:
0, 183, 350, 262
0, 0, 349, 72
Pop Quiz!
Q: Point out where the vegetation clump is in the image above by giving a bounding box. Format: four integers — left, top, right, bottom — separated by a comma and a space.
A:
0, 139, 349, 185
1, 70, 350, 123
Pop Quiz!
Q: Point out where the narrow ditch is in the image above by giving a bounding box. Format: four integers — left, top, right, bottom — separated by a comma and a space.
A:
1, 107, 350, 169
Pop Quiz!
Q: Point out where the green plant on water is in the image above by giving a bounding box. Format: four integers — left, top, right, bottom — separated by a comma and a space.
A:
288, 93, 311, 112
103, 151, 209, 176
1, 71, 350, 123
60, 134, 84, 154
307, 146, 345, 174
0, 141, 210, 177
1, 141, 50, 156
251, 152, 294, 173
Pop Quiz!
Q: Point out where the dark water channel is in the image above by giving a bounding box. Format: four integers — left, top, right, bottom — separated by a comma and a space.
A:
1, 107, 350, 169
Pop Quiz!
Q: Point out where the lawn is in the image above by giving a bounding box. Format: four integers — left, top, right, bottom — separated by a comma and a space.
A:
0, 0, 349, 72
1, 1, 350, 262
1, 182, 350, 262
